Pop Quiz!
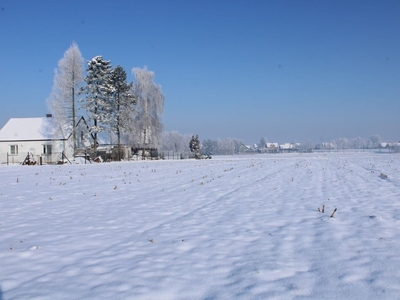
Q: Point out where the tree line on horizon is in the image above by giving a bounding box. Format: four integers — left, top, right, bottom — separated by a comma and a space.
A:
159, 132, 399, 156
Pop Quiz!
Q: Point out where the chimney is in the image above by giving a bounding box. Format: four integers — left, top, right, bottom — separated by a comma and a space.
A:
46, 114, 52, 118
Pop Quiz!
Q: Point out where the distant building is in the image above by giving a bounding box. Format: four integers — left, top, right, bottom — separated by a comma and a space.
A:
280, 143, 293, 152
387, 142, 400, 153
266, 142, 279, 153
279, 143, 300, 153
239, 144, 252, 153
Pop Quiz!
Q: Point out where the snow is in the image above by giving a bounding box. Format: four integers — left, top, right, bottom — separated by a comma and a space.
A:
1, 152, 400, 299
0, 118, 55, 141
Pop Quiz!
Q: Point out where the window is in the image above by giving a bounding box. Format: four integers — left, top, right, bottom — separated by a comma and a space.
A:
43, 144, 52, 155
10, 145, 18, 155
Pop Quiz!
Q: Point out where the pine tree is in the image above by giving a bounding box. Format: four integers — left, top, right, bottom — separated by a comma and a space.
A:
107, 65, 136, 158
80, 56, 113, 150
190, 135, 201, 159
47, 42, 84, 156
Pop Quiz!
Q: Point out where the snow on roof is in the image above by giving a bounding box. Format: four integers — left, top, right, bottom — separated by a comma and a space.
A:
388, 142, 400, 147
0, 117, 61, 141
280, 143, 293, 149
266, 142, 279, 147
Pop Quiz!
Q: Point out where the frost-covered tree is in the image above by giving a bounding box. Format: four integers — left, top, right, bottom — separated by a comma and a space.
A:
202, 139, 215, 156
300, 140, 314, 152
349, 137, 366, 149
130, 67, 164, 149
47, 42, 84, 156
106, 65, 135, 152
80, 56, 113, 150
160, 131, 191, 152
214, 138, 235, 155
201, 138, 244, 155
369, 135, 381, 149
189, 135, 201, 159
259, 137, 267, 149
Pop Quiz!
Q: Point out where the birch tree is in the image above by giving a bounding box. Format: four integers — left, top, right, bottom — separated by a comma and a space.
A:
130, 67, 164, 149
80, 56, 113, 150
47, 42, 84, 156
160, 131, 191, 152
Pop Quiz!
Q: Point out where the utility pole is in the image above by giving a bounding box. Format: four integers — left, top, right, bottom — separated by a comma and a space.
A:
72, 71, 76, 157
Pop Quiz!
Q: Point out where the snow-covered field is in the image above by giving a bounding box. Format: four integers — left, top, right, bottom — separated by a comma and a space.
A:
1, 152, 399, 300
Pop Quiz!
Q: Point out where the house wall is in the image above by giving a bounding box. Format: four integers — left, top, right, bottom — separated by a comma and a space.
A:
76, 121, 93, 149
0, 139, 73, 164
52, 138, 74, 161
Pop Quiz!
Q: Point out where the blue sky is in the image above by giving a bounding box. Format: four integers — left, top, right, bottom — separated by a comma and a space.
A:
0, 0, 399, 144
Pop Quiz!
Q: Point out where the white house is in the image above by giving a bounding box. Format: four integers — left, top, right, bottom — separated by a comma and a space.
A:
280, 143, 300, 153
0, 116, 93, 164
266, 142, 279, 153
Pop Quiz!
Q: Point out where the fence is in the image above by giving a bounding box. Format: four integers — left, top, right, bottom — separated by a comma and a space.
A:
4, 150, 199, 165
158, 151, 195, 160
5, 152, 73, 165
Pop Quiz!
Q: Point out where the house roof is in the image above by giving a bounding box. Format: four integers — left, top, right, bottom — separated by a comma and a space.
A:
0, 116, 94, 142
266, 143, 279, 147
280, 143, 294, 150
0, 118, 55, 141
0, 116, 93, 142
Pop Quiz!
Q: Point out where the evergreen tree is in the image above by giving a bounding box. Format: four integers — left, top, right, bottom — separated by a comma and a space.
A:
107, 65, 136, 157
189, 135, 201, 159
80, 56, 113, 150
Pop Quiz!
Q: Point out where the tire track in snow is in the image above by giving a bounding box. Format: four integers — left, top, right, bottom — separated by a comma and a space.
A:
137, 159, 292, 238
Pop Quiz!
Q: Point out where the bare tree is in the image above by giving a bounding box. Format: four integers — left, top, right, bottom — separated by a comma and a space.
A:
130, 67, 164, 149
369, 135, 381, 149
349, 137, 366, 149
47, 42, 84, 156
259, 137, 267, 149
160, 131, 191, 152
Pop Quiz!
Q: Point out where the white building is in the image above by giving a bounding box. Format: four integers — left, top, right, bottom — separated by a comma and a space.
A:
266, 142, 279, 153
0, 116, 93, 164
279, 143, 300, 152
